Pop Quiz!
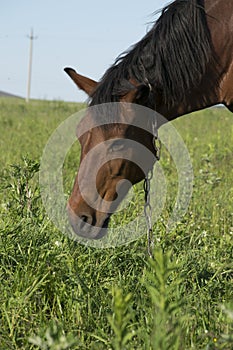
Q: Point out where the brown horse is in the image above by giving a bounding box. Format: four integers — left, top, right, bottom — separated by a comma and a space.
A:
65, 0, 233, 239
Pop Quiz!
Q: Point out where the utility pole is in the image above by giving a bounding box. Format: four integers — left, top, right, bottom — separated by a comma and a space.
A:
26, 28, 37, 103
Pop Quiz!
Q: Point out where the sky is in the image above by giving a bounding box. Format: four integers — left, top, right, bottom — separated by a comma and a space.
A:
1, 1, 166, 102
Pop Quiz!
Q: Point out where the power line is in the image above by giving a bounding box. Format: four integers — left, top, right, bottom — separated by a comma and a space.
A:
26, 28, 37, 103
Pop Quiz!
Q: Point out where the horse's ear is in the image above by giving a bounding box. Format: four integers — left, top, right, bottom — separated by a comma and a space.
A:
64, 67, 98, 96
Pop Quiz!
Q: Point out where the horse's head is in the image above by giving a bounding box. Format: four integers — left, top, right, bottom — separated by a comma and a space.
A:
65, 68, 157, 239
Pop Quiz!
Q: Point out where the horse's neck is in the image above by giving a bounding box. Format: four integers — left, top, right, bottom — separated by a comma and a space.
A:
206, 0, 233, 113
155, 83, 220, 120
156, 0, 233, 120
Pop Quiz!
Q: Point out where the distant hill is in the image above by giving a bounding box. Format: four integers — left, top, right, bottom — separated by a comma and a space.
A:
0, 91, 23, 99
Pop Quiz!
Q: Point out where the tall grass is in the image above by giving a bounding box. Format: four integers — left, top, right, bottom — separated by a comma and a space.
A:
0, 98, 232, 349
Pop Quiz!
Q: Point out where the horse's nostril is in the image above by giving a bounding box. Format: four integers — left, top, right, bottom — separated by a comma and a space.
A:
79, 214, 109, 229
79, 214, 96, 228
103, 216, 110, 228
79, 215, 91, 229
81, 215, 88, 223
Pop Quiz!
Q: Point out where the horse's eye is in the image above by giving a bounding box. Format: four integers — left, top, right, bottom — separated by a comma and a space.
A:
110, 140, 125, 153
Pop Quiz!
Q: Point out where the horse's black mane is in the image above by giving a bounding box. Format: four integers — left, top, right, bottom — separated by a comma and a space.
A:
90, 0, 212, 108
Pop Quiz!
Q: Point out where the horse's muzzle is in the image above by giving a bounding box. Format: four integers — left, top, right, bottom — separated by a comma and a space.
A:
67, 202, 111, 240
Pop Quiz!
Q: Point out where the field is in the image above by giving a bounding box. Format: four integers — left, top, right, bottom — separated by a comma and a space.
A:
0, 98, 232, 349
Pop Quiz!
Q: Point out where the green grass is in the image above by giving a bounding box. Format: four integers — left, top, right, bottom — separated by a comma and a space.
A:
0, 98, 232, 349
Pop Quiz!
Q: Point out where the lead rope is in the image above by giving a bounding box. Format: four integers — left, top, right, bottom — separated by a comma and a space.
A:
144, 171, 154, 258
144, 115, 161, 258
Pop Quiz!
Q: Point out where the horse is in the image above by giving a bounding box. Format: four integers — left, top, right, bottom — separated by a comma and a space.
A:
64, 0, 233, 239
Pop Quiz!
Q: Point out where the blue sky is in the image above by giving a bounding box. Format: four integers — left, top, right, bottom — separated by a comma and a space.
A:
1, 1, 166, 102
